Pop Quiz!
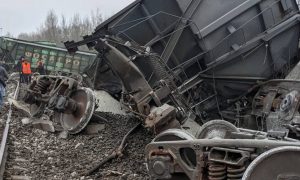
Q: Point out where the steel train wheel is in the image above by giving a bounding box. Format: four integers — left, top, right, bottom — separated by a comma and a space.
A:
196, 120, 239, 139
152, 129, 196, 180
57, 88, 95, 134
243, 146, 300, 180
152, 129, 195, 142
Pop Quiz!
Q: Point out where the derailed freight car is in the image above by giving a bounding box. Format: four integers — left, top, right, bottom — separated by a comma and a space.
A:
55, 0, 300, 179
66, 0, 300, 128
0, 37, 96, 73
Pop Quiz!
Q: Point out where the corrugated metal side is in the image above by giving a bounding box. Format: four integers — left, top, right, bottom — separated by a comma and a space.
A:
92, 0, 300, 98
0, 37, 97, 73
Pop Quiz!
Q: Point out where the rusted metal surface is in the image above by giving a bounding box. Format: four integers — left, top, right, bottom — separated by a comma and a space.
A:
23, 74, 96, 134
89, 39, 183, 132
59, 88, 95, 134
243, 146, 300, 180
144, 78, 300, 179
145, 122, 300, 180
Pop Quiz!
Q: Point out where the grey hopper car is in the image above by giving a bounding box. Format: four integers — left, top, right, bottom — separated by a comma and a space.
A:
72, 0, 300, 121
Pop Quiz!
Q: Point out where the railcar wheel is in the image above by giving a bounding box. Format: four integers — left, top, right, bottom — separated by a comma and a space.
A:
196, 120, 239, 139
151, 129, 196, 180
56, 88, 95, 134
243, 146, 300, 180
152, 129, 195, 142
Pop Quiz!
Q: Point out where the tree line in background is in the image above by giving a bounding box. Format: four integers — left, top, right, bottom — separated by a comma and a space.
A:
17, 9, 104, 50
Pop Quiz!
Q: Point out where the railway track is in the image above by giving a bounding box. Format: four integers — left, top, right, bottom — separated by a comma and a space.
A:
0, 80, 20, 180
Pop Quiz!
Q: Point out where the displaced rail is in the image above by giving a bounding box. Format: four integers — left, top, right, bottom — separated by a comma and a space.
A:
0, 80, 20, 179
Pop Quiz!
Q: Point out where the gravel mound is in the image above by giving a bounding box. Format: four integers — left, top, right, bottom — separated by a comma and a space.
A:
1, 81, 154, 180
4, 109, 154, 180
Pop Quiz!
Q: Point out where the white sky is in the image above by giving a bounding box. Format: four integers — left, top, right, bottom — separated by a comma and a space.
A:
0, 0, 135, 37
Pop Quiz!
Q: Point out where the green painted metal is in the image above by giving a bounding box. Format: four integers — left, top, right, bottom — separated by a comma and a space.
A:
0, 37, 97, 73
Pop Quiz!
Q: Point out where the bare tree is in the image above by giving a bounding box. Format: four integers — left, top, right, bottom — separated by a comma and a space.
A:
61, 15, 69, 41
17, 9, 104, 49
82, 17, 93, 36
91, 8, 103, 28
4, 32, 13, 38
69, 13, 82, 42
36, 10, 59, 43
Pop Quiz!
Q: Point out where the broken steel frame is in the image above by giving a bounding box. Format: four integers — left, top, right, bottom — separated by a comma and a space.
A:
93, 39, 181, 131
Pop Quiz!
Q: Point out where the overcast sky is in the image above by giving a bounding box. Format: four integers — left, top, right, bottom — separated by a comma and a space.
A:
0, 0, 135, 37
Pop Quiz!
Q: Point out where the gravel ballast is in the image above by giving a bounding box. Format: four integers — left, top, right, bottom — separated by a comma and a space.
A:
3, 105, 154, 180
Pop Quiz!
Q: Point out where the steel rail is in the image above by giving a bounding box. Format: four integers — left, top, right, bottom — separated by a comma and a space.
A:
0, 80, 20, 180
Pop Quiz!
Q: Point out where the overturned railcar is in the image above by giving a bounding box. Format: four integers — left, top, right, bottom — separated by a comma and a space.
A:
61, 0, 300, 179
67, 0, 300, 123
95, 0, 300, 97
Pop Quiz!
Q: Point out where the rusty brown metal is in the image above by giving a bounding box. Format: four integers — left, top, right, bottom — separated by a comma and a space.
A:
145, 104, 179, 133
23, 74, 96, 134
145, 121, 300, 179
93, 40, 182, 132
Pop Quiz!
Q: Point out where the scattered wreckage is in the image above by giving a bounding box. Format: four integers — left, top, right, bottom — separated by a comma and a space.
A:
23, 73, 96, 134
22, 0, 300, 179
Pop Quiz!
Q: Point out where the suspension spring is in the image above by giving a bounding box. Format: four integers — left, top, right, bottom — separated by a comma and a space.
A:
207, 162, 227, 180
227, 166, 245, 180
33, 78, 50, 93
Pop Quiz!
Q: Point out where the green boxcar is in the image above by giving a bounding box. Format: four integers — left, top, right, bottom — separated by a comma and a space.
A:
0, 37, 97, 73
